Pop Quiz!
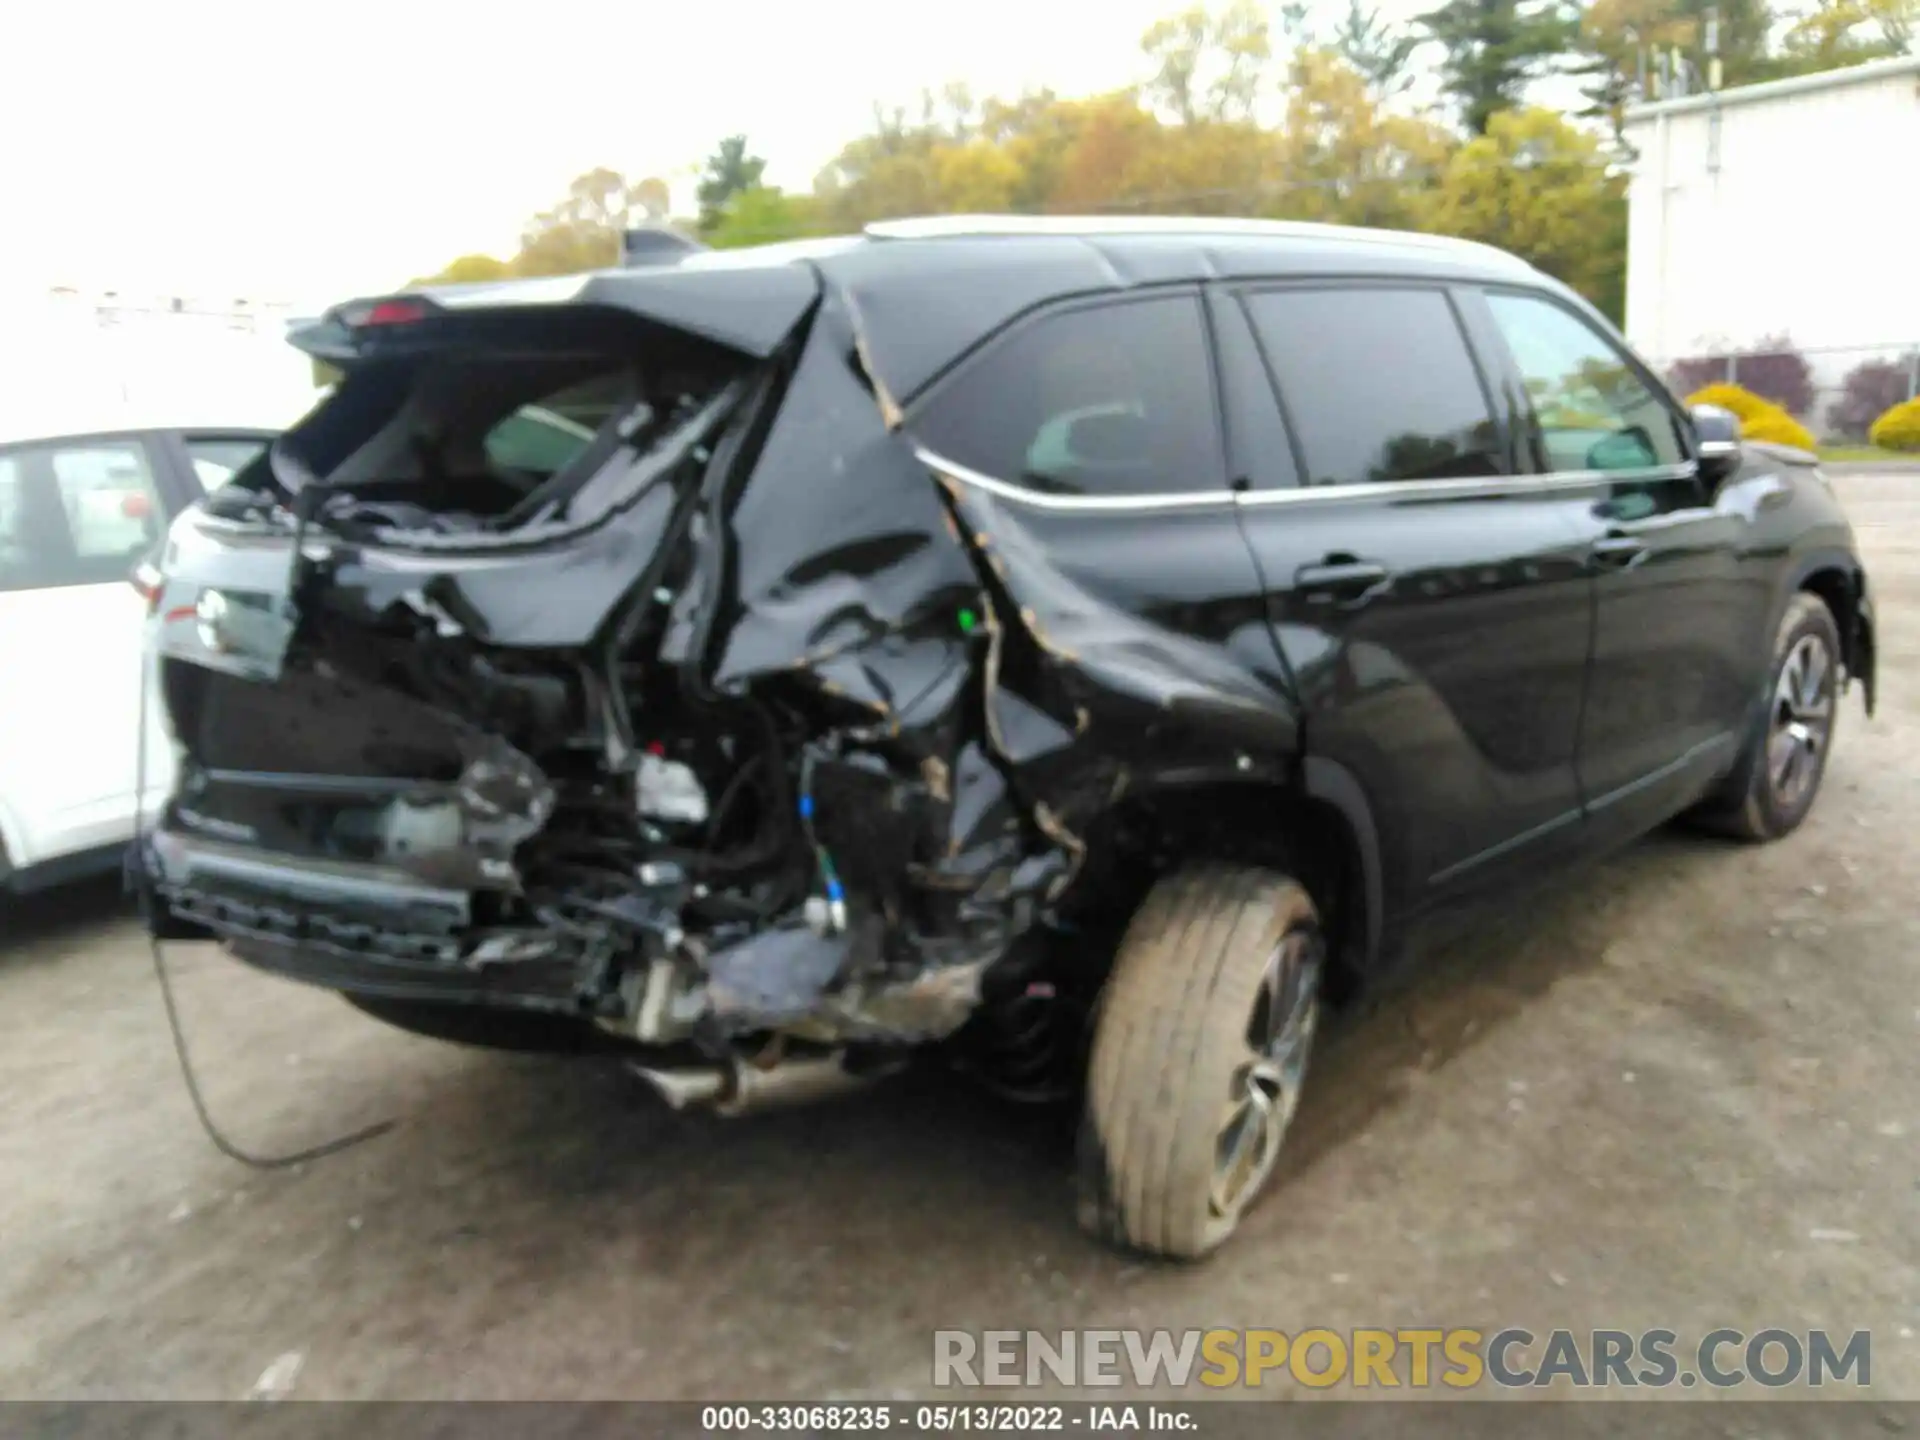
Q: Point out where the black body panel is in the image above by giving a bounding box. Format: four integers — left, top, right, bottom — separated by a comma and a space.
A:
134, 221, 1873, 1039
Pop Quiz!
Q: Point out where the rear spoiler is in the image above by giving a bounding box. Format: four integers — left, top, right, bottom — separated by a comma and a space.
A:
287, 290, 487, 365
289, 258, 820, 368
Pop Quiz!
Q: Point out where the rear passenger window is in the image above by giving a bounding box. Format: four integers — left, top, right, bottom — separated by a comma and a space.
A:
1483, 291, 1686, 473
0, 440, 165, 593
1240, 288, 1504, 487
910, 295, 1226, 498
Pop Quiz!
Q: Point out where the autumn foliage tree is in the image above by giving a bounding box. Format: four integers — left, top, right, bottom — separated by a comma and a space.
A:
1271, 48, 1454, 228
411, 168, 677, 286
416, 0, 1919, 322
1423, 107, 1628, 317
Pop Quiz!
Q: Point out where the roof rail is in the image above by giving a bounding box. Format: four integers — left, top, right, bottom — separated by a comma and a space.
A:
863, 214, 1526, 266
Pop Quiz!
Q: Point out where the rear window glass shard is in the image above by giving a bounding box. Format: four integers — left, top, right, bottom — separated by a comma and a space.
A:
252, 311, 752, 541
1239, 287, 1505, 489
908, 294, 1228, 499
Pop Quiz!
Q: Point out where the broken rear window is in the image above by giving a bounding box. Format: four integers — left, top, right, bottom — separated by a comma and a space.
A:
221, 310, 751, 540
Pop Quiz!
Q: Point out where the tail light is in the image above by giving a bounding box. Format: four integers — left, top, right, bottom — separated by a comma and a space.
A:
130, 556, 165, 616
340, 296, 434, 328
360, 299, 430, 326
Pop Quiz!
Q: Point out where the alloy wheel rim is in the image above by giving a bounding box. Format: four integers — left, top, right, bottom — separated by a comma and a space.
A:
1769, 633, 1834, 811
1210, 927, 1322, 1223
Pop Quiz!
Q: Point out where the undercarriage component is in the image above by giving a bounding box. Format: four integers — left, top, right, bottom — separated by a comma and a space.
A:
629, 1049, 877, 1116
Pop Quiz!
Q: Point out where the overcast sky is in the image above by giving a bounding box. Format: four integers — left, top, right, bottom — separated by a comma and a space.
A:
4, 0, 1433, 305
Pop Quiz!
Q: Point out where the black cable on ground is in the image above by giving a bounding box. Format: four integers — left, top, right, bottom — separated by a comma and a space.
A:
147, 931, 395, 1169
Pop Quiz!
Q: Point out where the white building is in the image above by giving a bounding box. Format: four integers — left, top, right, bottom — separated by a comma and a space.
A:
1623, 54, 1920, 418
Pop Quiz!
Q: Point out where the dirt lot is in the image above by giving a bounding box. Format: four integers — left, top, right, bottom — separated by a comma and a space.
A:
3, 472, 1916, 1402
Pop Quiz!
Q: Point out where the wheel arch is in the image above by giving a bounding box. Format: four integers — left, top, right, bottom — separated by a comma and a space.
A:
1790, 551, 1874, 716
1070, 761, 1385, 998
1301, 756, 1386, 981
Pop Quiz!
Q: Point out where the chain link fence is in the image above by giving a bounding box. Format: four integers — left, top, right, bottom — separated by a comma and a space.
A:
1652, 340, 1920, 446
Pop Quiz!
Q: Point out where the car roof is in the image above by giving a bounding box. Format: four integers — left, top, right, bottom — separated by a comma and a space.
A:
860, 213, 1529, 268
0, 421, 280, 451
821, 218, 1546, 400
305, 216, 1554, 404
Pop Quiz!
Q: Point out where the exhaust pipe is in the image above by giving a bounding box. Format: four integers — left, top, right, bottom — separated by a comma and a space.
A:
631, 1063, 731, 1110
631, 1051, 875, 1117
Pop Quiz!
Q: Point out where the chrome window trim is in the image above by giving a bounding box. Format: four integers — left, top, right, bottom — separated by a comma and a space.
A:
914, 445, 1698, 514
914, 449, 1240, 512
1237, 464, 1699, 506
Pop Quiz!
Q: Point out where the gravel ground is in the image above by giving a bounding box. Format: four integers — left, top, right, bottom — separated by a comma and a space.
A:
2, 473, 1916, 1402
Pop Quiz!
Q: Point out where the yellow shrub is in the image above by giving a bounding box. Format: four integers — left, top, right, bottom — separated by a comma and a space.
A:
1740, 408, 1816, 451
1685, 382, 1814, 451
1685, 382, 1774, 423
1869, 397, 1920, 452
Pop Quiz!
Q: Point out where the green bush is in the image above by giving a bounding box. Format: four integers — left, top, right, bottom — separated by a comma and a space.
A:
1869, 397, 1920, 453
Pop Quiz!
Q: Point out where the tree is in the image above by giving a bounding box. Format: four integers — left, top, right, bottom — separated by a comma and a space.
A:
408, 253, 513, 288
1573, 0, 1695, 143
705, 186, 822, 249
1334, 0, 1421, 98
1828, 354, 1919, 440
1768, 0, 1914, 74
1417, 0, 1579, 134
814, 125, 947, 229
632, 176, 671, 222
1139, 1, 1274, 123
934, 142, 1027, 211
697, 135, 768, 232
1423, 107, 1627, 315
1045, 92, 1170, 210
1574, 0, 1786, 143
514, 167, 674, 277
1680, 0, 1777, 82
1273, 49, 1455, 229
977, 89, 1079, 209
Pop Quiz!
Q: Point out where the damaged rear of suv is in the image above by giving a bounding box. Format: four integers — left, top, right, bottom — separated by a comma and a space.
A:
138, 217, 1873, 1259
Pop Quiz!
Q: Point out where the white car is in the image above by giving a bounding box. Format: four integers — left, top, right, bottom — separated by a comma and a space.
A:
0, 424, 274, 894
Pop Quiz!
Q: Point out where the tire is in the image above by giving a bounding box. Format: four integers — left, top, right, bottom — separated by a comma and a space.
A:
1698, 592, 1844, 842
1076, 865, 1324, 1260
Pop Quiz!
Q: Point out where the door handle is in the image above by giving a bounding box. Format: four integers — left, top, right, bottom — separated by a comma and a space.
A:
1590, 535, 1647, 571
1295, 559, 1392, 606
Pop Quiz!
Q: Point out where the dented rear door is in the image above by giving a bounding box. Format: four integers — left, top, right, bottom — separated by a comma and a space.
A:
899, 287, 1299, 827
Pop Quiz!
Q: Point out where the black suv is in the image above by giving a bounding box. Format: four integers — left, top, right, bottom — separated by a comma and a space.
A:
136, 217, 1876, 1259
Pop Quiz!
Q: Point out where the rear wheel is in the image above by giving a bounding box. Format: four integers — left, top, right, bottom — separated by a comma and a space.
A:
1077, 865, 1323, 1259
1698, 593, 1842, 841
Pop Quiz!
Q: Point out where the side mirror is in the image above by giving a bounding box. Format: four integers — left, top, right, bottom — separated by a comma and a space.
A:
1691, 403, 1742, 486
